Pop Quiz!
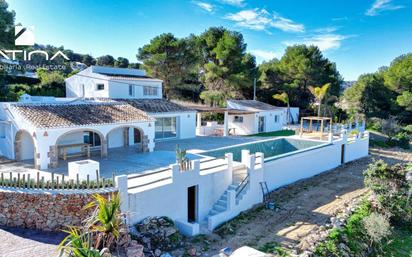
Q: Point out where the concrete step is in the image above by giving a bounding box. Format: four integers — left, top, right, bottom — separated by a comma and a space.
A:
214, 204, 226, 212
217, 199, 226, 206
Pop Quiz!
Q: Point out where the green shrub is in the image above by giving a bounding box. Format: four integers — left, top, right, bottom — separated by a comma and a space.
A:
364, 160, 412, 224
363, 212, 392, 246
395, 132, 411, 149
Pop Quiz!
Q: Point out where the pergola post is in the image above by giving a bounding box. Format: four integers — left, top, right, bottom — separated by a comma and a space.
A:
320, 119, 324, 140
299, 118, 303, 137
223, 111, 229, 137
196, 112, 202, 129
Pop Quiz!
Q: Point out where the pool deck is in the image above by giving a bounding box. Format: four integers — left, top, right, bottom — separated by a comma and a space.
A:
43, 137, 264, 178
2, 136, 265, 178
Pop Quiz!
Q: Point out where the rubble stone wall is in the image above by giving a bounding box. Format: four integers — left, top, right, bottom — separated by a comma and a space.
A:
0, 188, 117, 231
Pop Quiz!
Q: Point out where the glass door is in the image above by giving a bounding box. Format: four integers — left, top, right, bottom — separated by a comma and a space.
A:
258, 116, 265, 133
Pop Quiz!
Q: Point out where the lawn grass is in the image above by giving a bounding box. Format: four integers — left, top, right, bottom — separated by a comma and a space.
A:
249, 129, 295, 137
381, 226, 412, 257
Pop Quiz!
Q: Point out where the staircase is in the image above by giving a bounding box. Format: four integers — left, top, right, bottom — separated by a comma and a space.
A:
200, 164, 250, 233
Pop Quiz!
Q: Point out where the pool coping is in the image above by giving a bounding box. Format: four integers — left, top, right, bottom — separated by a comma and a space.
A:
197, 136, 331, 163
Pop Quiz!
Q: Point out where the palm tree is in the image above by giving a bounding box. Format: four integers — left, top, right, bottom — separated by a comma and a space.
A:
308, 83, 331, 117
84, 193, 123, 250
273, 92, 290, 125
58, 227, 109, 257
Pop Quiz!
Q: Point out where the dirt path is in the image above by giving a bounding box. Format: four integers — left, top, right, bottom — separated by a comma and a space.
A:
178, 147, 412, 256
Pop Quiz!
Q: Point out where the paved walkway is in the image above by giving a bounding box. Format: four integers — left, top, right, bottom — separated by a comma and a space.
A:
0, 227, 65, 257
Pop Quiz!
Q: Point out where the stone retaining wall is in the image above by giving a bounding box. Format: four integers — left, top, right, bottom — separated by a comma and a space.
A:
0, 188, 117, 231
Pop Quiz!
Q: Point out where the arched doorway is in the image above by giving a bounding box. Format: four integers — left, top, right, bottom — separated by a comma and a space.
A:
14, 130, 36, 166
54, 129, 105, 167
106, 126, 144, 152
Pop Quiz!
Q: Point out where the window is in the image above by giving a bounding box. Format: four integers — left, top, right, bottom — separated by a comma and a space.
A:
0, 125, 5, 139
274, 115, 279, 123
83, 132, 101, 147
96, 84, 105, 90
234, 116, 243, 123
129, 85, 134, 96
143, 86, 158, 96
155, 117, 177, 139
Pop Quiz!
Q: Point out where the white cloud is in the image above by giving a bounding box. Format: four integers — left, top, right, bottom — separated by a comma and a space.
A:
224, 8, 304, 32
284, 34, 350, 51
271, 15, 305, 32
250, 49, 279, 62
220, 0, 245, 7
195, 1, 214, 12
366, 0, 404, 16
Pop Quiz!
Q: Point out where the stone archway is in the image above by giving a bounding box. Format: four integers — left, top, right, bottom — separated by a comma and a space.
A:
106, 126, 149, 153
14, 130, 38, 168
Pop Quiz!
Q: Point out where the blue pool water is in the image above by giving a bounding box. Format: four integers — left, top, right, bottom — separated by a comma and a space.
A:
202, 137, 324, 162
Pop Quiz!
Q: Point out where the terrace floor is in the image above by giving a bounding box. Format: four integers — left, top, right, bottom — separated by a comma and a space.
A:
42, 136, 263, 178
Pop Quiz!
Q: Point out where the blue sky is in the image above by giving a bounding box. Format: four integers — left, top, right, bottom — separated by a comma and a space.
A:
7, 0, 412, 80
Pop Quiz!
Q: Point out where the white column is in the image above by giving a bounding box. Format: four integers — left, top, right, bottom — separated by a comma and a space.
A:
226, 153, 233, 184
196, 113, 202, 129
115, 175, 129, 216
223, 111, 229, 137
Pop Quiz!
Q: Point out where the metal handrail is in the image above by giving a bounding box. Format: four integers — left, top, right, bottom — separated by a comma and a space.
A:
235, 174, 249, 197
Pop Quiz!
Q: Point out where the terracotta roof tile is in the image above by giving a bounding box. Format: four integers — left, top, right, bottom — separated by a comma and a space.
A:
12, 103, 153, 129
89, 98, 195, 113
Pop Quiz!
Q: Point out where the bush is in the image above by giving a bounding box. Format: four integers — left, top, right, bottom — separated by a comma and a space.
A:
363, 212, 391, 245
395, 132, 411, 149
364, 160, 412, 224
366, 117, 382, 132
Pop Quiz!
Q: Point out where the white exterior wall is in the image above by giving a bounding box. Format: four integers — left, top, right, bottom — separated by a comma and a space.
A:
228, 114, 256, 135
344, 135, 369, 163
65, 66, 163, 99
127, 161, 232, 226
20, 131, 35, 160
116, 134, 369, 236
263, 142, 342, 191
107, 128, 125, 148
108, 80, 162, 99
257, 110, 285, 133
151, 111, 196, 140
65, 68, 109, 98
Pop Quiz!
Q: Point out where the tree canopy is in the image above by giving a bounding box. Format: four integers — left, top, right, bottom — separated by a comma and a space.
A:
342, 53, 412, 124
258, 45, 342, 112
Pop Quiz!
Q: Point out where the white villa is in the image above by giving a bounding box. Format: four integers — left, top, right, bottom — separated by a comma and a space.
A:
0, 66, 295, 170
0, 66, 370, 237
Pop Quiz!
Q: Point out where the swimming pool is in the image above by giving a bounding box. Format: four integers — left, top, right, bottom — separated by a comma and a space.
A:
202, 137, 327, 162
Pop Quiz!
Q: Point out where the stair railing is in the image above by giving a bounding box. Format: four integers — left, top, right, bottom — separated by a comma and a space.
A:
235, 174, 250, 198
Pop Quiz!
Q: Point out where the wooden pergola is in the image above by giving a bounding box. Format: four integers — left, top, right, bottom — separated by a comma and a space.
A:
299, 116, 332, 140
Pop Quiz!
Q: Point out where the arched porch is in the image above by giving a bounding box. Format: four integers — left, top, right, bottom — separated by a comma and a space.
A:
51, 129, 106, 168
106, 125, 148, 152
14, 129, 38, 168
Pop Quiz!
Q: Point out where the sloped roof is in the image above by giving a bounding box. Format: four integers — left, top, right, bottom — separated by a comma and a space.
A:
12, 102, 154, 129
228, 100, 282, 111
111, 99, 195, 113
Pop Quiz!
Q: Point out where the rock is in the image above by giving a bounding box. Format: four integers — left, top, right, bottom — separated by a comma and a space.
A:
154, 249, 162, 256
127, 242, 145, 257
133, 216, 182, 253
187, 248, 197, 256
